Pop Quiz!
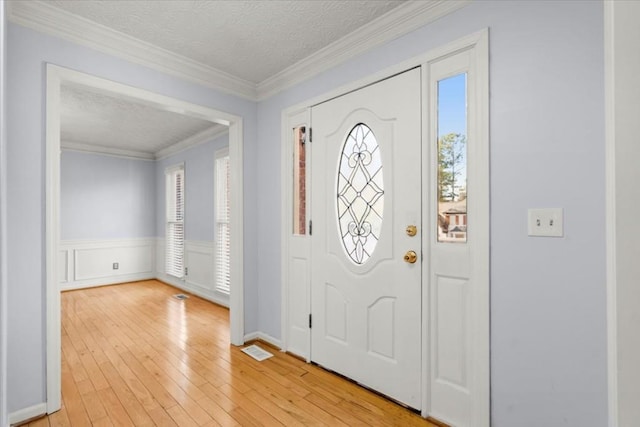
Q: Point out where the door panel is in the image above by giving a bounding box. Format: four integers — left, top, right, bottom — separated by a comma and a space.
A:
310, 68, 422, 409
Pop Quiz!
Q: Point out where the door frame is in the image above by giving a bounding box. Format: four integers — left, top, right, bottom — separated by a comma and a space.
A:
281, 30, 489, 425
45, 64, 245, 413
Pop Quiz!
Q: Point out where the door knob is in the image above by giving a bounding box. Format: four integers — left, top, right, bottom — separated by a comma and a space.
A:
406, 225, 417, 236
403, 250, 417, 264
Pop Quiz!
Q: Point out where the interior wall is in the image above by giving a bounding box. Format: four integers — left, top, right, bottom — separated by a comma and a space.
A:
5, 22, 258, 413
257, 1, 606, 425
61, 151, 156, 240
155, 133, 229, 242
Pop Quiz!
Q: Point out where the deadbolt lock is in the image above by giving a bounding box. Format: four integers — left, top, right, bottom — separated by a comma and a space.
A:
406, 225, 417, 237
403, 250, 418, 264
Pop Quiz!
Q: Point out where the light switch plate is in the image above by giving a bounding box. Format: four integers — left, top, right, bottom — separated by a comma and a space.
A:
528, 208, 563, 237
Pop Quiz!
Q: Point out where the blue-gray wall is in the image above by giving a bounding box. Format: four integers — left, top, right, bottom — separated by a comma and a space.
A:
255, 1, 607, 426
61, 151, 156, 240
155, 134, 229, 242
5, 1, 609, 425
6, 22, 258, 413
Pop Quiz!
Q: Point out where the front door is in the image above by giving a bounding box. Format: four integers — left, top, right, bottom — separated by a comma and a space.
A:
310, 68, 422, 409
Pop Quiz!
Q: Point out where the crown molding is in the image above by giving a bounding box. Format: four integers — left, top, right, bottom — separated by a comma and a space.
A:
61, 125, 229, 161
7, 0, 471, 102
255, 0, 472, 100
61, 141, 155, 160
155, 125, 229, 160
6, 0, 257, 100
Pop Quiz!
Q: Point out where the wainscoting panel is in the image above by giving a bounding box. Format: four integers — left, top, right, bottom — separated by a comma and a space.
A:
60, 239, 155, 291
155, 239, 228, 307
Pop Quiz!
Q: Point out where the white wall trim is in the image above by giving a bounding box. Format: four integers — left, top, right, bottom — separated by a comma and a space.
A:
155, 125, 228, 160
60, 238, 156, 291
0, 0, 7, 424
243, 331, 282, 350
61, 140, 155, 160
7, 0, 471, 102
604, 3, 618, 425
46, 64, 245, 414
7, 1, 256, 100
257, 0, 472, 100
8, 402, 47, 426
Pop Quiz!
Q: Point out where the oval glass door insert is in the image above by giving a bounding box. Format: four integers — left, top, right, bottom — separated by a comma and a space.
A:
337, 123, 384, 264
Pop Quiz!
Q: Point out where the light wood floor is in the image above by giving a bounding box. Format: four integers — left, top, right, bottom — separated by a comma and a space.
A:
26, 280, 439, 426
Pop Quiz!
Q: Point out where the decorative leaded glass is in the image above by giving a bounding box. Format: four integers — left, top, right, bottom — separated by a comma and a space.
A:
337, 123, 384, 264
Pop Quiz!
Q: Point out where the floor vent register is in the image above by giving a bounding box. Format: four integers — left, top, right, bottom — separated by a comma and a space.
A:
241, 344, 274, 361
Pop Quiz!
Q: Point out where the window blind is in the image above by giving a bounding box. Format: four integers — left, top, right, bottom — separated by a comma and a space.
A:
215, 151, 231, 294
166, 165, 185, 278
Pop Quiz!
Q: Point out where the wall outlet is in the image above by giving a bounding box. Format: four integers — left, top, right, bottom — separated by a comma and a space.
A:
528, 208, 563, 237
112, 262, 119, 270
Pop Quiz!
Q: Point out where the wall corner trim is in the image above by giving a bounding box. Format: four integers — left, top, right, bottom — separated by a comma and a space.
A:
8, 402, 47, 426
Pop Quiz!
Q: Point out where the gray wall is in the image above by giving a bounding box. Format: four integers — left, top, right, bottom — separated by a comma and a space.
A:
155, 134, 229, 242
61, 151, 156, 240
6, 22, 259, 412
255, 1, 606, 426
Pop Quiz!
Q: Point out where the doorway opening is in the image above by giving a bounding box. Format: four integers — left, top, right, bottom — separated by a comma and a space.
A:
45, 64, 245, 413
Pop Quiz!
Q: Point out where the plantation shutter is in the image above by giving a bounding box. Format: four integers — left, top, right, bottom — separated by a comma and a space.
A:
166, 164, 185, 278
215, 150, 231, 294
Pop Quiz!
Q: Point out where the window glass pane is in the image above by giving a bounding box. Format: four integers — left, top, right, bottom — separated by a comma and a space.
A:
215, 152, 231, 294
293, 126, 306, 235
166, 166, 185, 278
437, 73, 467, 243
337, 123, 384, 264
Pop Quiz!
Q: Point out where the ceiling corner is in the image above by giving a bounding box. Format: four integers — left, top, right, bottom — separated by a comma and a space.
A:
255, 0, 473, 100
7, 0, 258, 100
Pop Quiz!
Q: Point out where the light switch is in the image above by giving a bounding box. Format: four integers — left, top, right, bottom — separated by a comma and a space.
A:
528, 208, 563, 237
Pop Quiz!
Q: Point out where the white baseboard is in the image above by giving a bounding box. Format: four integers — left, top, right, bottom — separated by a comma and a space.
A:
156, 273, 229, 308
9, 402, 46, 426
243, 331, 282, 350
61, 273, 155, 291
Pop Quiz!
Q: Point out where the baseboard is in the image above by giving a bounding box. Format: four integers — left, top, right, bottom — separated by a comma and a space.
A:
243, 331, 282, 350
156, 273, 229, 308
8, 402, 46, 426
61, 273, 155, 291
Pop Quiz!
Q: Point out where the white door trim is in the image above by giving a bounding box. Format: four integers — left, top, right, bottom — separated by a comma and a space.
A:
604, 3, 618, 424
45, 64, 245, 413
280, 30, 489, 426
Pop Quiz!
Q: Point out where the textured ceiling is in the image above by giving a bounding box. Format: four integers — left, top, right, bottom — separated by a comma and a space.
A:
61, 83, 223, 155
48, 0, 406, 84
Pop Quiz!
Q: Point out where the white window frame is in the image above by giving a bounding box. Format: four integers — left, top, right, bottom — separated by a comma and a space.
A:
215, 148, 231, 295
165, 163, 185, 279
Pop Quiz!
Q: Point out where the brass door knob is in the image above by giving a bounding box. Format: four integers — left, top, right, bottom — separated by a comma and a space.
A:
403, 250, 417, 264
406, 225, 417, 237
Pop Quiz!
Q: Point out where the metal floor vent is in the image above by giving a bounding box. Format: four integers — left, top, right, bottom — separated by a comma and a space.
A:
173, 294, 189, 300
241, 344, 273, 362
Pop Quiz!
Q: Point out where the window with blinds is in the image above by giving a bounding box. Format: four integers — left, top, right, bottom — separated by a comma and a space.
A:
166, 164, 185, 278
215, 149, 231, 294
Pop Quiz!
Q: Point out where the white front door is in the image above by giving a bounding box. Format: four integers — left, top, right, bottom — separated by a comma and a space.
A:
310, 68, 422, 409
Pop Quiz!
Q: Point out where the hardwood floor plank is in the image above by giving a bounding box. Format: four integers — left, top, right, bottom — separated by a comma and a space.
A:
96, 387, 135, 427
79, 389, 108, 421
97, 361, 156, 426
35, 281, 440, 427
